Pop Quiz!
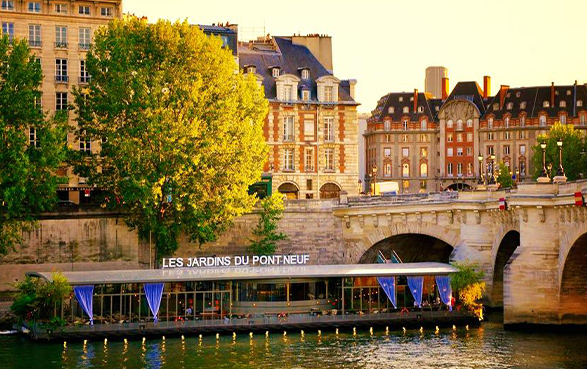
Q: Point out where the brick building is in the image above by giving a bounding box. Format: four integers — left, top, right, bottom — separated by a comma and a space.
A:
239, 35, 359, 199
366, 77, 587, 192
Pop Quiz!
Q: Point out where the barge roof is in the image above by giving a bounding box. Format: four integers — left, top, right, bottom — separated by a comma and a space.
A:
27, 262, 456, 285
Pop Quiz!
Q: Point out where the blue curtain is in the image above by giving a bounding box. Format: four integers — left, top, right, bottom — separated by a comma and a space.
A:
435, 275, 453, 311
377, 276, 397, 308
407, 276, 424, 308
74, 285, 94, 325
144, 283, 164, 323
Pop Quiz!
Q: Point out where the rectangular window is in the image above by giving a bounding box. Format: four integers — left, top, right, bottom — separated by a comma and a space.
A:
466, 133, 473, 142
29, 127, 37, 147
55, 3, 68, 13
487, 146, 494, 155
2, 22, 14, 42
283, 85, 293, 101
283, 116, 294, 142
305, 148, 314, 171
466, 147, 472, 156
581, 115, 586, 125
384, 121, 390, 131
384, 148, 391, 157
1, 1, 14, 10
284, 148, 294, 171
447, 133, 453, 142
519, 131, 526, 139
28, 2, 41, 12
488, 132, 494, 140
456, 133, 463, 142
447, 163, 453, 176
385, 134, 391, 143
55, 26, 67, 48
55, 59, 68, 82
324, 117, 334, 142
80, 60, 90, 83
303, 120, 314, 140
457, 148, 463, 156
447, 148, 453, 157
78, 5, 90, 15
420, 147, 427, 158
79, 137, 91, 154
505, 132, 511, 140
504, 145, 510, 155
302, 90, 309, 102
420, 134, 427, 143
325, 148, 334, 171
457, 163, 463, 176
402, 147, 409, 157
55, 92, 68, 110
402, 120, 408, 130
28, 24, 41, 47
79, 27, 91, 49
100, 7, 113, 17
324, 86, 333, 102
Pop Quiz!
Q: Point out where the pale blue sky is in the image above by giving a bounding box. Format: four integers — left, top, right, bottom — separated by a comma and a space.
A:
125, 0, 587, 113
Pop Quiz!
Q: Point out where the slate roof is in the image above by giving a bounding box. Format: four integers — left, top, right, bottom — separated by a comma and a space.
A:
238, 37, 356, 104
370, 91, 439, 124
484, 84, 587, 119
442, 81, 487, 116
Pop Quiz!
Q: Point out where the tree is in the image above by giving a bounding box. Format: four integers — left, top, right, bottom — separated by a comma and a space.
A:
11, 272, 71, 322
247, 193, 288, 255
70, 18, 268, 260
531, 123, 587, 180
496, 162, 514, 188
0, 36, 69, 256
451, 261, 486, 318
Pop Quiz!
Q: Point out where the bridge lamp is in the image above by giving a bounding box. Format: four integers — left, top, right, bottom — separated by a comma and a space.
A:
556, 139, 565, 177
540, 141, 548, 179
489, 154, 496, 184
477, 153, 484, 185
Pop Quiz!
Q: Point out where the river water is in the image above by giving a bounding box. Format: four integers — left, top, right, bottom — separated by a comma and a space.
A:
1, 315, 586, 369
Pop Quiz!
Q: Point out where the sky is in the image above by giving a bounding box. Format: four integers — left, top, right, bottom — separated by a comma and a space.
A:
124, 0, 587, 113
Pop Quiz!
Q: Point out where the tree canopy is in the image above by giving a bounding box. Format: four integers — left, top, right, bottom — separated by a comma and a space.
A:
247, 193, 288, 255
531, 123, 587, 180
71, 18, 268, 259
496, 162, 514, 188
0, 36, 68, 256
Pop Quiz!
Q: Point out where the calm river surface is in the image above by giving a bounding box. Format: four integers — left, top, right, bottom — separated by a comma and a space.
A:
1, 315, 586, 369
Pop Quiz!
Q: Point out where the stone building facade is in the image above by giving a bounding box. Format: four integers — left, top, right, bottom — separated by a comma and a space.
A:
1, 0, 122, 203
239, 35, 359, 199
367, 77, 587, 192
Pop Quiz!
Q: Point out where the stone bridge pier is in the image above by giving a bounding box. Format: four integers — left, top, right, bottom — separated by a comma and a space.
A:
334, 181, 587, 327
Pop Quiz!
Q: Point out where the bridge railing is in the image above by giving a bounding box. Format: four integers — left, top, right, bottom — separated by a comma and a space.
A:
345, 191, 458, 206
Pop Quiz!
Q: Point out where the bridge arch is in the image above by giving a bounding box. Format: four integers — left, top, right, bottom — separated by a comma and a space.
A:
559, 229, 587, 324
490, 230, 520, 307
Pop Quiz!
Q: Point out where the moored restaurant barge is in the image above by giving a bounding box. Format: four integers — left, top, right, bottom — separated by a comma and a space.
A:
26, 262, 479, 341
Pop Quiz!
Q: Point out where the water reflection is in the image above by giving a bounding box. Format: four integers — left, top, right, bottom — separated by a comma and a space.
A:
1, 317, 587, 369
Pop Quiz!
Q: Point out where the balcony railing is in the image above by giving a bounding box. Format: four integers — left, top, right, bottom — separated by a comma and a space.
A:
79, 43, 91, 50
29, 40, 41, 48
78, 76, 91, 84
54, 41, 68, 49
55, 75, 69, 83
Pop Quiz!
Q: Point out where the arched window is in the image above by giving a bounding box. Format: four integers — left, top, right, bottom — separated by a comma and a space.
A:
560, 100, 566, 107
539, 115, 547, 126
402, 163, 410, 178
466, 119, 473, 128
384, 162, 392, 177
420, 162, 428, 177
421, 119, 427, 130
319, 183, 341, 199
543, 101, 550, 108
488, 118, 493, 129
278, 182, 299, 199
456, 119, 463, 130
447, 119, 453, 128
403, 106, 409, 113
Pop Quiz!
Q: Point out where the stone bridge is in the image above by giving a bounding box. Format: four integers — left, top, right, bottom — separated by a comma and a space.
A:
333, 181, 587, 327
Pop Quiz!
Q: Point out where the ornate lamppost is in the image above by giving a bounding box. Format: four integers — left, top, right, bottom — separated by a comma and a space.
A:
488, 154, 496, 185
537, 141, 550, 183
371, 164, 378, 195
553, 138, 567, 183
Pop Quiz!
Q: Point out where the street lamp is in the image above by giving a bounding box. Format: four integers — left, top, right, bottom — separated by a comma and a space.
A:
371, 165, 378, 195
477, 153, 484, 185
489, 154, 496, 184
540, 141, 548, 179
556, 138, 565, 177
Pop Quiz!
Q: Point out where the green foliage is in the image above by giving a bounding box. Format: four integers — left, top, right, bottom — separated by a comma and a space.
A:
450, 261, 485, 292
247, 193, 288, 255
70, 18, 268, 259
496, 162, 514, 188
11, 272, 72, 321
0, 36, 69, 255
531, 123, 587, 180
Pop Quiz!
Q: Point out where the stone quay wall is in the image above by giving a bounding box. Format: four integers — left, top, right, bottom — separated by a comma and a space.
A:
0, 200, 343, 292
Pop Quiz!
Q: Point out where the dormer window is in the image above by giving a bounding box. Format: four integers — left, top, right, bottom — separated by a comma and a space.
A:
506, 102, 513, 110
520, 101, 527, 109
399, 96, 403, 102
560, 100, 566, 107
409, 96, 414, 102
246, 66, 256, 74
417, 106, 424, 113
301, 69, 310, 80
316, 75, 339, 103
516, 92, 521, 97
388, 107, 394, 114
493, 103, 499, 110
302, 90, 310, 102
543, 101, 550, 108
578, 100, 583, 107
402, 106, 409, 113
324, 86, 333, 102
272, 68, 280, 78
567, 90, 572, 96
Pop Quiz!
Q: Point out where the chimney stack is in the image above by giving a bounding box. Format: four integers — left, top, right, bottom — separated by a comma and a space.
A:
441, 77, 449, 100
413, 89, 418, 113
551, 82, 555, 108
499, 85, 509, 109
483, 76, 491, 99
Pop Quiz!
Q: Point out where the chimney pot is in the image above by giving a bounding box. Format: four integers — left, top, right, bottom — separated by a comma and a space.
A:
483, 76, 491, 99
413, 89, 418, 113
441, 78, 449, 100
551, 82, 555, 108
